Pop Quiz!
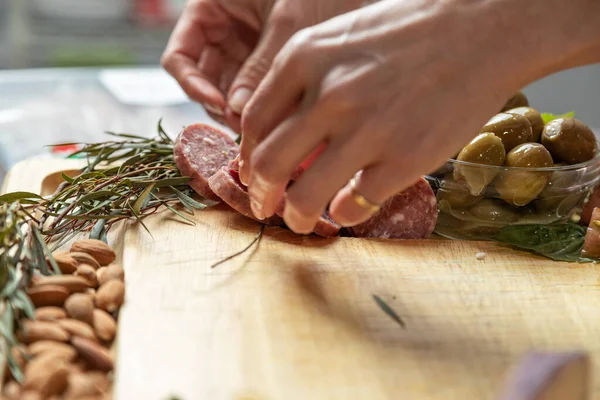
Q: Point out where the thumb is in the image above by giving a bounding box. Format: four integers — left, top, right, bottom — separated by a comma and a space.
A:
227, 15, 296, 115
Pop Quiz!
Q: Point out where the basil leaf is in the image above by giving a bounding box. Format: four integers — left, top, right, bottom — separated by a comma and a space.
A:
495, 223, 596, 263
541, 111, 575, 125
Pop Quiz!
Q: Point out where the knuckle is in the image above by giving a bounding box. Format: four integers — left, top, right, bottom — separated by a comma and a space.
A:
160, 52, 174, 72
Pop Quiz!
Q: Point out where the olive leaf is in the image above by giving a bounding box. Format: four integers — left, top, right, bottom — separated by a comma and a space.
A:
495, 223, 597, 263
373, 294, 406, 329
541, 111, 575, 125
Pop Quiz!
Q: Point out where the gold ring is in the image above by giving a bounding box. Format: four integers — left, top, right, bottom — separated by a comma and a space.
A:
349, 177, 381, 214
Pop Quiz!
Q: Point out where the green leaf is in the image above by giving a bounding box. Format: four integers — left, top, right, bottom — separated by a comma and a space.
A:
495, 223, 596, 262
0, 192, 42, 203
170, 187, 208, 211
90, 219, 108, 243
128, 204, 153, 237
7, 351, 24, 383
157, 118, 172, 142
373, 294, 406, 329
61, 172, 75, 183
13, 290, 36, 320
78, 190, 120, 204
105, 131, 149, 140
541, 111, 575, 125
32, 228, 60, 275
0, 268, 19, 297
162, 202, 196, 225
134, 183, 156, 214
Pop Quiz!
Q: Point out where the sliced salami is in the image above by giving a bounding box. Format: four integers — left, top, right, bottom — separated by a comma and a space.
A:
208, 167, 284, 226
274, 201, 341, 238
174, 124, 239, 201
348, 178, 438, 239
582, 207, 600, 258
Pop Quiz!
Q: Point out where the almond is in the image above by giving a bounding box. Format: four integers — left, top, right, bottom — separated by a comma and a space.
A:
69, 252, 101, 270
70, 240, 116, 266
20, 391, 43, 400
57, 319, 98, 342
48, 251, 78, 274
64, 371, 110, 398
33, 276, 93, 294
75, 264, 99, 287
17, 321, 70, 344
65, 293, 94, 325
95, 280, 125, 313
2, 380, 21, 399
28, 341, 77, 362
23, 353, 69, 396
27, 285, 70, 307
71, 337, 113, 372
92, 309, 117, 342
96, 264, 124, 286
34, 306, 67, 321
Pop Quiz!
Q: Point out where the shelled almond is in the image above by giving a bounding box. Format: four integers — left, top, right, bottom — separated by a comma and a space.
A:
3, 239, 125, 400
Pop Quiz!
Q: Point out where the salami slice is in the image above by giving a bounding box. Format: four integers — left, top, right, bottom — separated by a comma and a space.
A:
174, 124, 239, 201
274, 201, 341, 238
348, 178, 438, 239
208, 167, 284, 226
582, 207, 600, 258
581, 186, 600, 226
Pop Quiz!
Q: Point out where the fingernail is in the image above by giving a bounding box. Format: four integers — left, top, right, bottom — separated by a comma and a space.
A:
283, 202, 314, 235
248, 174, 273, 220
250, 198, 264, 220
239, 160, 249, 186
204, 102, 225, 116
229, 87, 253, 115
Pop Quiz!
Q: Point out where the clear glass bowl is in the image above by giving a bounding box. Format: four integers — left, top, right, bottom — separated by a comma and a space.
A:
427, 152, 600, 240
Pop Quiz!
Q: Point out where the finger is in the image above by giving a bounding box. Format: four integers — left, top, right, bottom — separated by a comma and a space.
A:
246, 106, 333, 221
329, 164, 420, 227
239, 33, 313, 184
282, 133, 374, 234
227, 14, 304, 115
161, 1, 228, 111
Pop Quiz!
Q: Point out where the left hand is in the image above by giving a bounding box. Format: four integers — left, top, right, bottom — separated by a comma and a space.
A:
239, 0, 569, 234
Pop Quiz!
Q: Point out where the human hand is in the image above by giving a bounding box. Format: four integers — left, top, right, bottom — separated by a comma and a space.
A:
239, 0, 598, 234
161, 0, 364, 133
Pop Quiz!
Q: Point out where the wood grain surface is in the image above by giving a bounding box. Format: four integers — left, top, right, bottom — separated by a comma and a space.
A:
3, 159, 599, 400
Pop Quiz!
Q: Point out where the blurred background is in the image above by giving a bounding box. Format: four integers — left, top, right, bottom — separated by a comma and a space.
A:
0, 0, 599, 185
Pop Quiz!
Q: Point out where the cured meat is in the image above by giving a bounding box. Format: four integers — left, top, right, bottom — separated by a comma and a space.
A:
208, 167, 284, 226
582, 207, 600, 258
348, 178, 438, 239
580, 186, 600, 226
174, 124, 239, 201
274, 202, 341, 238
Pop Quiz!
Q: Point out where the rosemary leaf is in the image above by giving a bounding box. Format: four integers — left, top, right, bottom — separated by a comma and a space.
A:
61, 172, 75, 183
12, 290, 36, 320
90, 219, 108, 242
0, 192, 42, 203
170, 187, 208, 211
373, 294, 406, 329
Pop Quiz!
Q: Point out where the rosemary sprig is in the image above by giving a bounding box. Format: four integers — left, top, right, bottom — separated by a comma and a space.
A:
210, 225, 265, 269
0, 202, 54, 382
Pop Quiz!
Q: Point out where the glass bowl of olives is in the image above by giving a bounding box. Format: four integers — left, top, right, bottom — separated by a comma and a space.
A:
428, 93, 600, 241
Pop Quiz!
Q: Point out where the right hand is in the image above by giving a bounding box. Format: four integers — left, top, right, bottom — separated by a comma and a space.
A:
161, 0, 366, 133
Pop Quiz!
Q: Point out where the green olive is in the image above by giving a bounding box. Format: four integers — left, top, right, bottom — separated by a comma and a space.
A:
506, 107, 544, 142
501, 91, 530, 112
494, 143, 554, 206
437, 174, 483, 208
541, 118, 598, 164
453, 133, 506, 196
482, 113, 533, 152
467, 199, 520, 223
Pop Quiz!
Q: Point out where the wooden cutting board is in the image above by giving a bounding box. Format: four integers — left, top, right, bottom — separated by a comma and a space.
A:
3, 158, 600, 400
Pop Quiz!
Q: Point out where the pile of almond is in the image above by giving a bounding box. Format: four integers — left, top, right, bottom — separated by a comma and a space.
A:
2, 239, 125, 400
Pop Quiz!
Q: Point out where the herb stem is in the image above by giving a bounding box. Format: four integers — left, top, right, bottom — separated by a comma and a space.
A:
210, 225, 265, 269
